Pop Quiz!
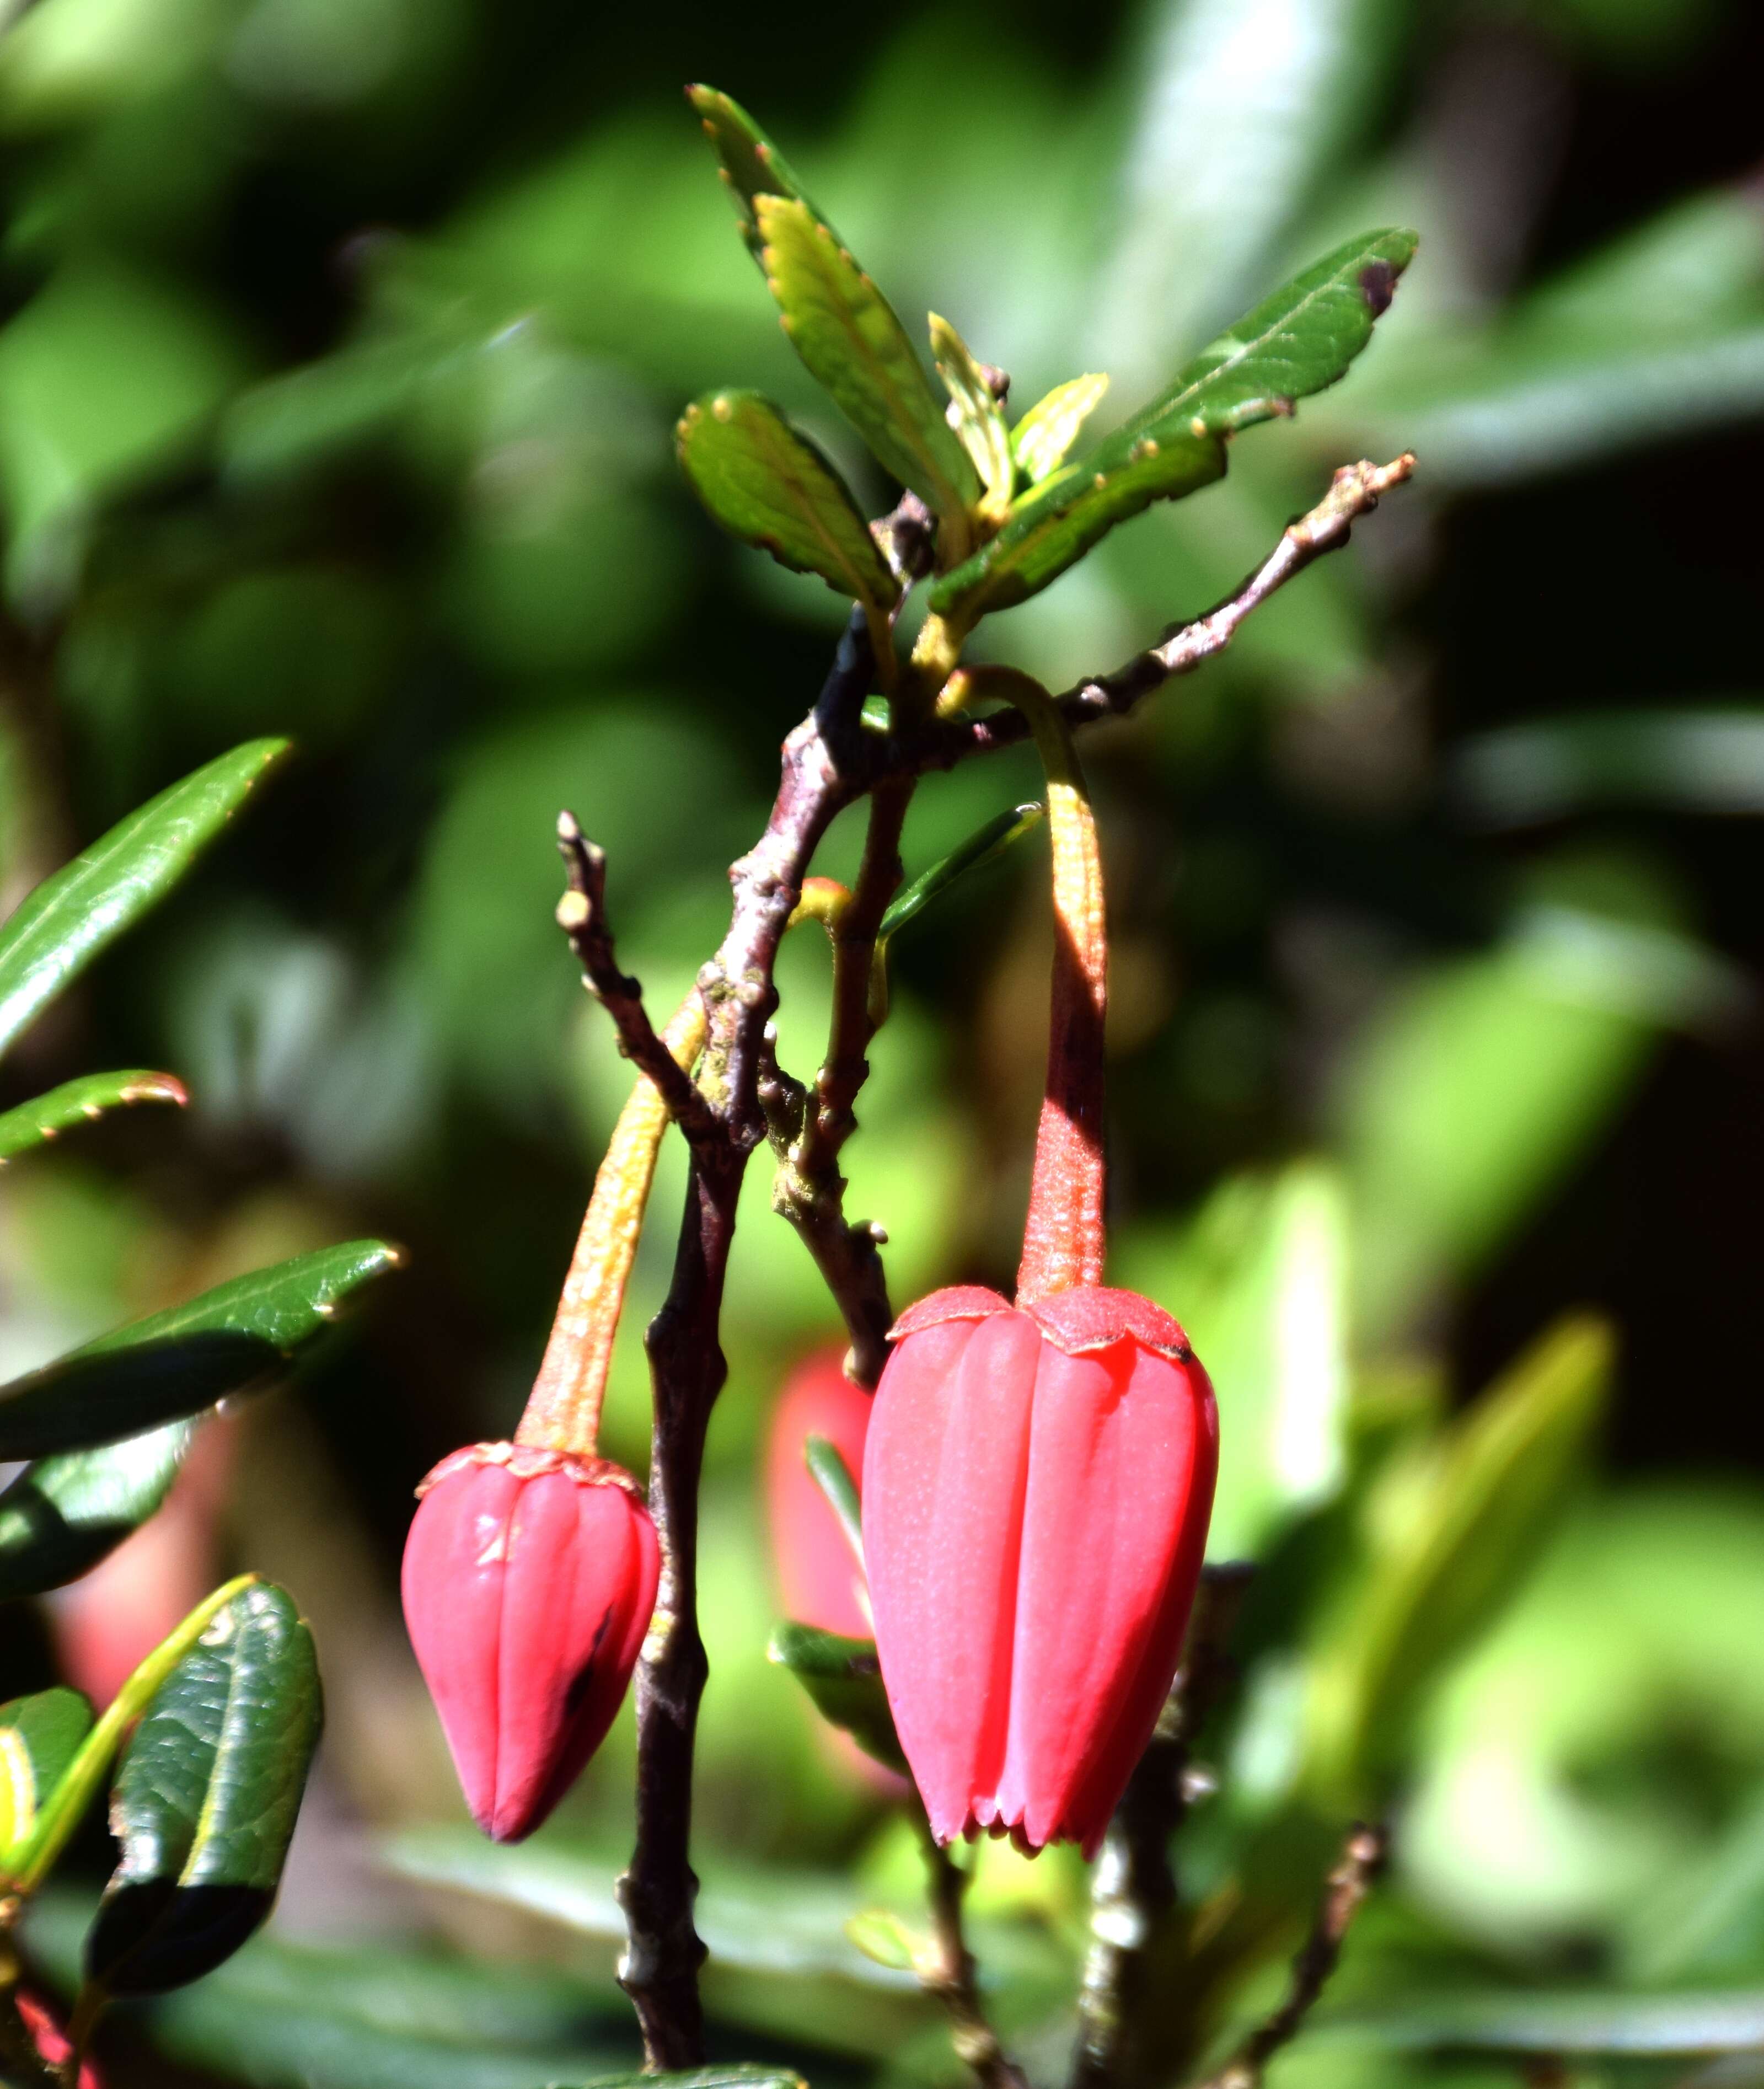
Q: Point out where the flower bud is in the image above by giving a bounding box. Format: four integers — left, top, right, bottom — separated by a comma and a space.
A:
764, 1349, 872, 1640
401, 1441, 658, 1842
862, 1284, 1216, 1857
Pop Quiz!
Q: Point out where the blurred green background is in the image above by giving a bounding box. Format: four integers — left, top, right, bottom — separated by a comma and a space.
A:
2, 0, 1764, 2080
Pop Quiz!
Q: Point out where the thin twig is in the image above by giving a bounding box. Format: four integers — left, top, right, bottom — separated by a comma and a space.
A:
555, 811, 719, 1143
1072, 1565, 1256, 2089
1193, 1823, 1389, 2089
917, 1821, 1030, 2089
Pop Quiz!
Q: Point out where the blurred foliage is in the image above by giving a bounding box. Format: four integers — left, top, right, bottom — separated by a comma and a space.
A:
0, 0, 1761, 2082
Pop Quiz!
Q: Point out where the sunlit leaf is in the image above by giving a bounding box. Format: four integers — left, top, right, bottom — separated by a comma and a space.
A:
0, 740, 289, 1060
1010, 373, 1108, 485
1305, 1316, 1611, 1803
85, 1582, 321, 1996
803, 1432, 864, 1566
877, 803, 1044, 944
676, 389, 896, 612
0, 1691, 92, 1856
0, 1240, 400, 1460
685, 84, 821, 261
0, 1423, 194, 1600
0, 1070, 186, 1162
931, 226, 1416, 620
929, 313, 1012, 520
768, 1623, 906, 1775
755, 195, 979, 545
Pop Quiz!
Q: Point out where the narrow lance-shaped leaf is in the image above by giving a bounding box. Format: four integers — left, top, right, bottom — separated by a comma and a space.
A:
84, 1581, 322, 1996
0, 1690, 92, 1856
0, 1070, 186, 1163
1010, 372, 1109, 485
0, 1422, 195, 1599
755, 195, 979, 549
1305, 1314, 1611, 1806
0, 1238, 401, 1460
676, 390, 897, 615
931, 227, 1417, 623
877, 804, 1045, 945
768, 1623, 907, 1776
929, 314, 1012, 523
0, 740, 288, 1060
686, 84, 822, 259
804, 1432, 864, 1568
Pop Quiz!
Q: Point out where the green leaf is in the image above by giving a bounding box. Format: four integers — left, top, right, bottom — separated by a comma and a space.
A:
754, 195, 979, 543
1010, 373, 1109, 485
803, 1432, 864, 1566
877, 803, 1044, 944
8, 1577, 254, 1896
929, 314, 1012, 520
0, 1423, 195, 1599
0, 1239, 401, 1460
845, 1909, 919, 1973
767, 1622, 907, 1776
85, 1580, 322, 1996
676, 389, 896, 612
1305, 1315, 1611, 1803
0, 740, 289, 1060
0, 1070, 186, 1162
931, 226, 1417, 622
685, 84, 821, 260
1456, 709, 1764, 826
0, 1690, 93, 1855
1315, 1988, 1764, 2058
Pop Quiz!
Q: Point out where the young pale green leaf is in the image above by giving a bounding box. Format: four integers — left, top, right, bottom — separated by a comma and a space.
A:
0, 1690, 93, 1856
676, 390, 896, 613
767, 1622, 906, 1776
0, 1239, 400, 1460
755, 195, 979, 545
845, 1909, 919, 1973
804, 1432, 864, 1567
85, 1581, 322, 1996
0, 1070, 186, 1162
929, 314, 1012, 521
685, 84, 821, 260
1010, 373, 1109, 485
1306, 1314, 1611, 1805
0, 1422, 195, 1599
931, 226, 1417, 623
877, 803, 1045, 945
0, 741, 288, 1061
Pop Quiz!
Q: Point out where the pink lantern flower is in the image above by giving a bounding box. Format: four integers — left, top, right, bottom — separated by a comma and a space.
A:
862, 676, 1218, 1857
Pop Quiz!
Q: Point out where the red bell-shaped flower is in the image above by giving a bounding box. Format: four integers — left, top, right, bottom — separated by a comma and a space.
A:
402, 1441, 658, 1842
862, 674, 1219, 1857
864, 1285, 1216, 1856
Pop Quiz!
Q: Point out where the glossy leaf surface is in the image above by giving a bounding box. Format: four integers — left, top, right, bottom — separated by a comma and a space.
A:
0, 1421, 194, 1599
931, 226, 1416, 620
1010, 373, 1109, 485
0, 1070, 186, 1161
0, 740, 288, 1060
877, 803, 1044, 944
87, 1581, 322, 1995
676, 389, 896, 611
0, 1691, 93, 1855
755, 195, 979, 537
0, 1239, 399, 1460
768, 1622, 906, 1775
929, 313, 1012, 518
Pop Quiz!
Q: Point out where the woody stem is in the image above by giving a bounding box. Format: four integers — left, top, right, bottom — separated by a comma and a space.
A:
1011, 683, 1108, 1302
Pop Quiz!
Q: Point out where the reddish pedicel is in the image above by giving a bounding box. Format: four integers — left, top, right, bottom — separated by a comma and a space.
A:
864, 1287, 1216, 1857
401, 1441, 659, 1842
15, 1989, 100, 2089
765, 1349, 873, 1640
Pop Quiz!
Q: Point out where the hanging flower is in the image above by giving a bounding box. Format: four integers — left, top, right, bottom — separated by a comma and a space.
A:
862, 673, 1218, 1857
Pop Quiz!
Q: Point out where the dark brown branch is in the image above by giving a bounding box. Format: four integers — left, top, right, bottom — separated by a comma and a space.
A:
1193, 1823, 1389, 2089
1072, 1565, 1256, 2089
917, 1821, 1030, 2089
555, 810, 719, 1144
